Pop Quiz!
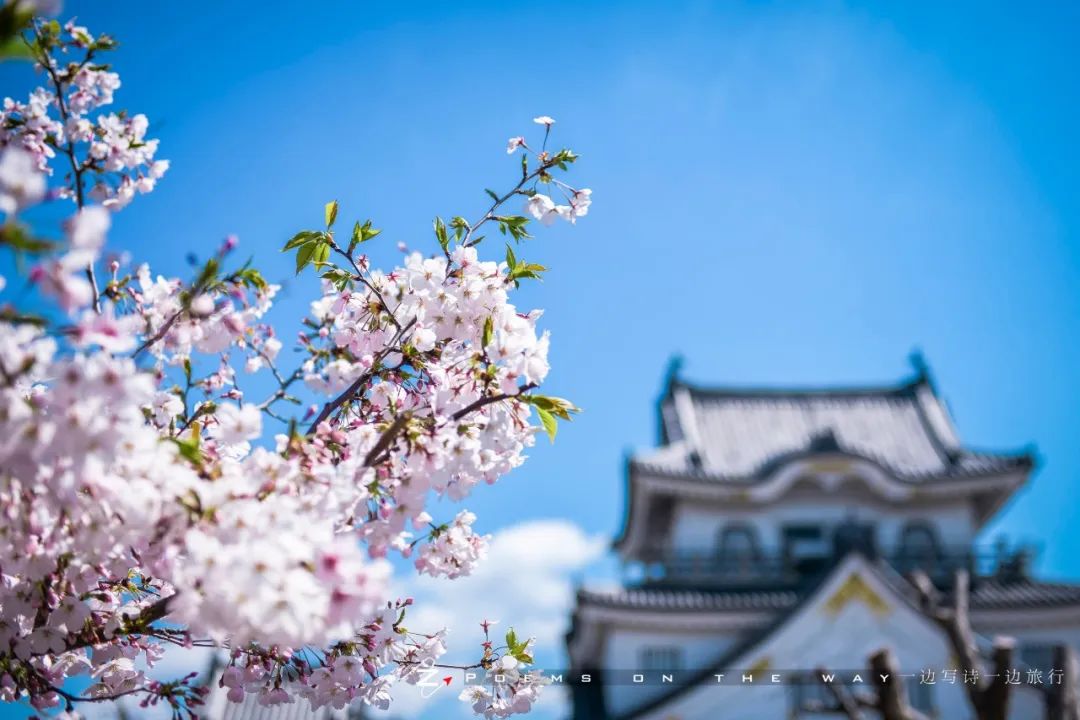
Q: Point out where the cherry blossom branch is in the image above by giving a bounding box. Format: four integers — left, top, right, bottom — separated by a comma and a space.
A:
29, 25, 101, 313
329, 241, 401, 331
463, 156, 559, 246
1, 22, 583, 710
133, 307, 184, 357
305, 318, 417, 433
451, 383, 537, 421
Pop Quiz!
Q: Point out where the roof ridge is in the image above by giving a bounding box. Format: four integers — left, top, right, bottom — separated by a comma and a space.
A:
671, 374, 928, 400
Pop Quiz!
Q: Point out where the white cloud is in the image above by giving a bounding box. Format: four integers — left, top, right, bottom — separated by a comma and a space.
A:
399, 519, 606, 652
380, 519, 606, 719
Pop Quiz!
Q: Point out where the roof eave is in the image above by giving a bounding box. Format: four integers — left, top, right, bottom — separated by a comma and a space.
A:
628, 455, 1034, 509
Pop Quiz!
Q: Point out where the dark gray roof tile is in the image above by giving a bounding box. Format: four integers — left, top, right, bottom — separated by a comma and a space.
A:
577, 586, 799, 612
578, 577, 1080, 614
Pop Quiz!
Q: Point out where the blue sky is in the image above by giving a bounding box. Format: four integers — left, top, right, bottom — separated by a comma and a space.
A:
3, 1, 1080, 717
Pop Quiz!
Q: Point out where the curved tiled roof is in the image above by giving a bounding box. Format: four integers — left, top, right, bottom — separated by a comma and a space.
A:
970, 578, 1080, 610
578, 586, 799, 612
578, 577, 1080, 615
638, 369, 1035, 482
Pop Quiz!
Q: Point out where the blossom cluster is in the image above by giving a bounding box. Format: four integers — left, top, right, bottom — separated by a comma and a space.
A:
0, 12, 589, 719
458, 621, 552, 719
1, 19, 167, 209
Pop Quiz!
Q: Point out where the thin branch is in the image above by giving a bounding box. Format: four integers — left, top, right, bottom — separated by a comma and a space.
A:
1047, 645, 1080, 720
911, 569, 1013, 720
305, 318, 416, 433
868, 648, 931, 720
133, 308, 184, 358
451, 382, 536, 421
329, 242, 401, 331
362, 414, 409, 466
815, 667, 866, 720
462, 155, 563, 246
31, 26, 100, 313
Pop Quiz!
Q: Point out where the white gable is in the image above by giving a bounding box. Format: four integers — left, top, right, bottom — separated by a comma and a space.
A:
630, 555, 1044, 720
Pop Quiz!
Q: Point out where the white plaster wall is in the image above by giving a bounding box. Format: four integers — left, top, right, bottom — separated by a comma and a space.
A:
975, 622, 1080, 669
982, 625, 1080, 648
602, 626, 743, 717
668, 494, 975, 556
630, 681, 1042, 720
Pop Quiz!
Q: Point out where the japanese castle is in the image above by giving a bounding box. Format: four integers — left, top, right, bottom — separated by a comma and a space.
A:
566, 357, 1080, 719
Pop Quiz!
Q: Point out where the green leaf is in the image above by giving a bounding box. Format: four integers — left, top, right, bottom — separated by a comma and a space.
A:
348, 220, 381, 253
194, 257, 220, 291
520, 394, 579, 442
0, 5, 34, 62
295, 242, 317, 275
522, 394, 579, 420
505, 628, 518, 652
433, 216, 449, 253
536, 406, 557, 442
0, 307, 46, 326
507, 253, 547, 284
321, 267, 353, 290
0, 35, 34, 62
283, 230, 317, 251
552, 148, 579, 170
0, 223, 56, 253
360, 220, 381, 242
172, 437, 204, 466
235, 267, 268, 291
482, 316, 493, 348
496, 216, 532, 243
324, 200, 339, 228
349, 221, 362, 253
485, 188, 500, 203
312, 242, 331, 268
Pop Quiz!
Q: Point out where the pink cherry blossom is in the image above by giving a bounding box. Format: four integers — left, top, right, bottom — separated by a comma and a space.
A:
0, 12, 591, 717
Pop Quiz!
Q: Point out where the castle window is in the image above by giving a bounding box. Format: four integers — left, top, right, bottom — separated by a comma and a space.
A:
897, 522, 941, 573
716, 524, 761, 570
783, 524, 830, 574
640, 646, 683, 671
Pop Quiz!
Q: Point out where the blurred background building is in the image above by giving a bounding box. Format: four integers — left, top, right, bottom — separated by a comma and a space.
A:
567, 356, 1080, 719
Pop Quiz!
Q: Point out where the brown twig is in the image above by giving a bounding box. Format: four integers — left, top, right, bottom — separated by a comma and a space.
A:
815, 667, 867, 720
867, 648, 931, 720
30, 26, 100, 313
305, 318, 416, 434
450, 383, 536, 421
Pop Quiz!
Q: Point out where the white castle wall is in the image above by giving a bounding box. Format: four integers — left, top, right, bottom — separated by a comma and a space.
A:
602, 627, 743, 716
668, 493, 975, 556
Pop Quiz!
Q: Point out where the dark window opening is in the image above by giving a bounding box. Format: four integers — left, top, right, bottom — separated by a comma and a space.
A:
716, 524, 762, 573
783, 525, 830, 575
640, 646, 683, 672
896, 522, 941, 574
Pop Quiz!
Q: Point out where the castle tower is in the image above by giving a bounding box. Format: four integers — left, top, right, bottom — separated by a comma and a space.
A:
566, 359, 1080, 719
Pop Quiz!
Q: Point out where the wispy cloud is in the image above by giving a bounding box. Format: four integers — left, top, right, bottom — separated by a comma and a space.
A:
381, 519, 607, 719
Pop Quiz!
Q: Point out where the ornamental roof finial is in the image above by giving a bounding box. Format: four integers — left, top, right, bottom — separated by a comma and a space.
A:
663, 353, 684, 392
908, 347, 935, 389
